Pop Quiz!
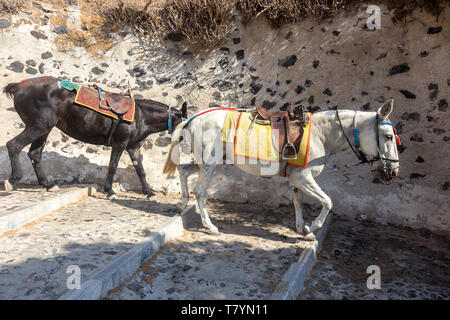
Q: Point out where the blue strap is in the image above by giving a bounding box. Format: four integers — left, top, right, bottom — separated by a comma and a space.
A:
98, 88, 103, 101
377, 121, 393, 126
186, 115, 197, 125
168, 116, 172, 130
353, 128, 360, 147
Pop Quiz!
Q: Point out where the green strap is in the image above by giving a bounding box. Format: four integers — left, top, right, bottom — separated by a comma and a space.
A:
59, 79, 80, 92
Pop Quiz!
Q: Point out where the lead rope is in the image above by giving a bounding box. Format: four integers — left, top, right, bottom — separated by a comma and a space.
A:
336, 109, 368, 163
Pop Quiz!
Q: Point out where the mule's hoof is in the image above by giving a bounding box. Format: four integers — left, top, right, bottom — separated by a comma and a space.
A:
4, 180, 14, 193
303, 224, 311, 234
145, 190, 156, 199
304, 232, 316, 241
176, 201, 188, 212
207, 226, 220, 234
47, 185, 60, 192
108, 194, 118, 200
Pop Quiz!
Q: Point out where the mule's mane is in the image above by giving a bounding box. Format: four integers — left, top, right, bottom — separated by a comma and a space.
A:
316, 109, 376, 117
136, 98, 172, 111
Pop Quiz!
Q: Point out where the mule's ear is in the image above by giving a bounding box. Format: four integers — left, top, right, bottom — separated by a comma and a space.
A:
377, 99, 393, 120
181, 102, 187, 119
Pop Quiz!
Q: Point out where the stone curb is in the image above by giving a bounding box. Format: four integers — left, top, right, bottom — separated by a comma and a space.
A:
0, 186, 95, 236
270, 214, 333, 300
58, 205, 197, 300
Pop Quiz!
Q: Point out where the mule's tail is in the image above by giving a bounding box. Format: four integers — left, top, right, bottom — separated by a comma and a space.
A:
3, 82, 19, 99
163, 120, 189, 176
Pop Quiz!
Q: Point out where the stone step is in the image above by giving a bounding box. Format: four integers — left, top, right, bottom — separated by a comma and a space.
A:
106, 201, 323, 300
0, 184, 84, 216
0, 191, 181, 299
0, 185, 93, 236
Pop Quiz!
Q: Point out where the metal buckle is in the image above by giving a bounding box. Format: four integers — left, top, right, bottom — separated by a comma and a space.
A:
246, 115, 257, 136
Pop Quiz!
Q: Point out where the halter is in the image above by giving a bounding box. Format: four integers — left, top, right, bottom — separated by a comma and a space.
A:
167, 106, 173, 134
167, 106, 188, 134
374, 114, 401, 167
336, 109, 401, 168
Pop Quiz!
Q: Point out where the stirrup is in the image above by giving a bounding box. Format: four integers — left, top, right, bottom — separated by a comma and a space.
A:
282, 143, 297, 160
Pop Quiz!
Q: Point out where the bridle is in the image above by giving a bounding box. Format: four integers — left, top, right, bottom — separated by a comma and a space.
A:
168, 106, 173, 134
336, 109, 401, 168
374, 113, 401, 168
167, 106, 188, 134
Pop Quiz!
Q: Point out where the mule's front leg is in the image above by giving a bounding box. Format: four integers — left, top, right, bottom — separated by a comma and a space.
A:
104, 143, 126, 199
292, 186, 305, 233
194, 164, 218, 234
127, 145, 155, 198
289, 170, 332, 241
301, 178, 332, 239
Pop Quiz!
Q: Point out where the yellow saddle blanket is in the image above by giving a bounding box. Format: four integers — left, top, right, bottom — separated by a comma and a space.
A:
221, 110, 312, 168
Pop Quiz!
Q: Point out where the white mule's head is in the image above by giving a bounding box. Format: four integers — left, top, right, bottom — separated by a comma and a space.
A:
365, 99, 400, 184
357, 99, 400, 184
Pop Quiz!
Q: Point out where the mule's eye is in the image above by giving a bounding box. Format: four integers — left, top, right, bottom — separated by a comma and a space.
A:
385, 135, 393, 141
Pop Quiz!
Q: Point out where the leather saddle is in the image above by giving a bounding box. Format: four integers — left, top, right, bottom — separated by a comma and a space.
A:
94, 85, 133, 115
253, 105, 306, 159
99, 93, 133, 115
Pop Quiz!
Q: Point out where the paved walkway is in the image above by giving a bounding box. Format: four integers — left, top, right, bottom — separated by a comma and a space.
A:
107, 201, 316, 300
298, 217, 450, 300
0, 190, 179, 299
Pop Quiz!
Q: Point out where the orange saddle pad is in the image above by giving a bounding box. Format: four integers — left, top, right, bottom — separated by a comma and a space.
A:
74, 86, 135, 122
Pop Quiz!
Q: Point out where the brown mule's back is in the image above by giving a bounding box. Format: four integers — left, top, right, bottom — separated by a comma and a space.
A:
74, 86, 135, 122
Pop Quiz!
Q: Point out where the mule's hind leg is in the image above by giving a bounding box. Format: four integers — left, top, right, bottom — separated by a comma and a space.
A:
177, 164, 199, 211
28, 133, 55, 190
6, 127, 46, 191
194, 164, 218, 234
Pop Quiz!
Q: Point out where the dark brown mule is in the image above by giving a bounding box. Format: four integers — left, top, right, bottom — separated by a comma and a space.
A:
3, 76, 187, 198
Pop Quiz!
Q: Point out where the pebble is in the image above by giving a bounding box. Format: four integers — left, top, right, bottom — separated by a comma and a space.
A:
7, 61, 24, 73
0, 18, 11, 28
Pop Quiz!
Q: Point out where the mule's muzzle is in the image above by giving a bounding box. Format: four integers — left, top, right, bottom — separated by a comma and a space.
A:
372, 166, 399, 185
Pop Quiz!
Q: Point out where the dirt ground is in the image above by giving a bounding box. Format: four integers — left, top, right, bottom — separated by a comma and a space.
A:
298, 217, 450, 300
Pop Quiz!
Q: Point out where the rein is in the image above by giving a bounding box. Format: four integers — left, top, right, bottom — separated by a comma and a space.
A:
336, 109, 401, 167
